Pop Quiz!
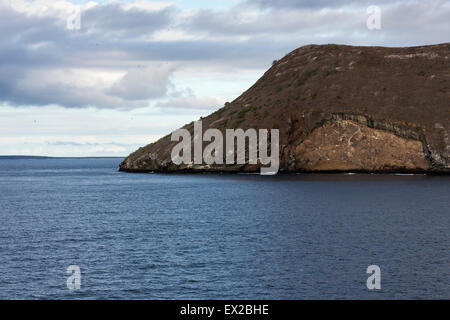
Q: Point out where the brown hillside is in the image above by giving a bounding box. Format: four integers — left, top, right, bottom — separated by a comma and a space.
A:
120, 43, 450, 173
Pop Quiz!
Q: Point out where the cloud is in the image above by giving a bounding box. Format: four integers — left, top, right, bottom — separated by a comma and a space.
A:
245, 0, 336, 8
244, 0, 393, 9
81, 2, 176, 37
182, 6, 362, 36
155, 96, 226, 110
46, 140, 130, 147
182, 0, 450, 40
0, 1, 180, 109
108, 64, 176, 101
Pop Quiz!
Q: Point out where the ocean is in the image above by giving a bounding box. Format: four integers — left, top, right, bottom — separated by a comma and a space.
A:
0, 157, 449, 299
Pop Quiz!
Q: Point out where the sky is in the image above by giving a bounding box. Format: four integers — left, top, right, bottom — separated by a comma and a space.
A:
0, 0, 449, 156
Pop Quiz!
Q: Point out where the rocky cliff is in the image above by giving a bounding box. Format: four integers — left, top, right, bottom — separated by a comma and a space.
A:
120, 43, 450, 174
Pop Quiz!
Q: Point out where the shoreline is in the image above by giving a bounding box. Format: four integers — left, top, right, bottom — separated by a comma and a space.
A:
118, 167, 450, 176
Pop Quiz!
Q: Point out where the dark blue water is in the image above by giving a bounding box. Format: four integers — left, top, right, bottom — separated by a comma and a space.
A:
0, 157, 449, 299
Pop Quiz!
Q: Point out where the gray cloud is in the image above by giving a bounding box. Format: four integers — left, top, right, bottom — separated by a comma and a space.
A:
182, 0, 450, 39
81, 3, 176, 36
182, 7, 361, 36
245, 0, 348, 9
244, 0, 394, 9
108, 64, 176, 101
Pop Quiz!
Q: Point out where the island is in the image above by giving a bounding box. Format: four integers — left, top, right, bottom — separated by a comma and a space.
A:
120, 43, 450, 174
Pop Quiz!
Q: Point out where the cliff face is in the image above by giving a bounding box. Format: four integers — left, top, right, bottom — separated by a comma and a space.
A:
120, 43, 450, 174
